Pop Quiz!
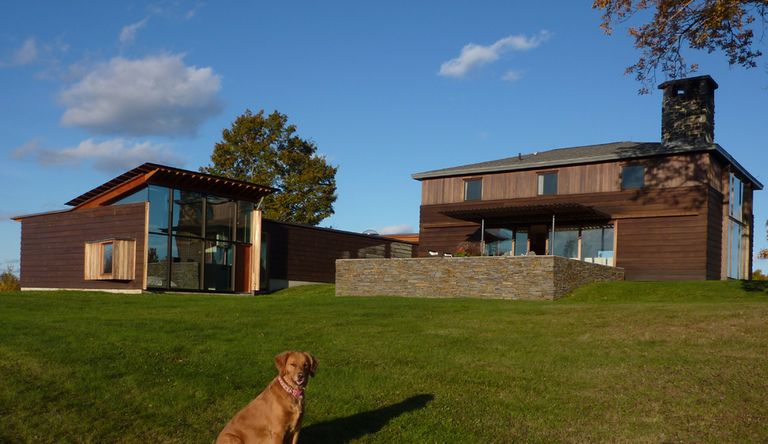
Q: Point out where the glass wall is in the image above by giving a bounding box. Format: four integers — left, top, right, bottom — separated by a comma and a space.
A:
552, 228, 579, 258
483, 228, 533, 256
173, 190, 203, 238
483, 224, 614, 264
147, 233, 169, 287
514, 230, 528, 256
484, 228, 514, 256
113, 184, 257, 292
581, 226, 614, 265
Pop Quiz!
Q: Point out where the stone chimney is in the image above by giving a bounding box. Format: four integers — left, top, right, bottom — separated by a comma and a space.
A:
657, 75, 718, 146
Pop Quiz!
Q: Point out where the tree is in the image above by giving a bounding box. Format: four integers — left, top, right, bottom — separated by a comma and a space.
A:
0, 265, 20, 292
201, 110, 337, 225
593, 0, 768, 93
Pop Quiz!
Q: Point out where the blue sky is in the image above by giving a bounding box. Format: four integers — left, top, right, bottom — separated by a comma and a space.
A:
2, 1, 767, 273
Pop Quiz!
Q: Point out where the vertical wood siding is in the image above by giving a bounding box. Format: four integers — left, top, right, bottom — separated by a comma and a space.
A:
421, 153, 711, 205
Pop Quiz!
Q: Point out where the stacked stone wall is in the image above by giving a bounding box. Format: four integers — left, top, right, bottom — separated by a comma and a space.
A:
336, 256, 624, 300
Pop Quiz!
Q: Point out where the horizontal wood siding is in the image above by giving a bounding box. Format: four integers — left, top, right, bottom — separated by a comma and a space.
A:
421, 153, 711, 205
616, 215, 707, 280
263, 220, 415, 284
20, 203, 148, 290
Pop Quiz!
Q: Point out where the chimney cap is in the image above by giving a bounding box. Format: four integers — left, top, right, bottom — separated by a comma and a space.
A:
657, 75, 718, 91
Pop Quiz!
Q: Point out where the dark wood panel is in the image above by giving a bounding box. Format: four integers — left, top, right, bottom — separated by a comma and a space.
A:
20, 203, 147, 290
617, 214, 707, 280
263, 220, 414, 283
706, 187, 724, 279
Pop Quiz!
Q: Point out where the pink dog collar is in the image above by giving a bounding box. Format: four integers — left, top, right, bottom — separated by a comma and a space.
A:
278, 376, 304, 399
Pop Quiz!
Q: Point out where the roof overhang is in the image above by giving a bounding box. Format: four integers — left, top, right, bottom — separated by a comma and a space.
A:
66, 163, 277, 208
441, 202, 610, 224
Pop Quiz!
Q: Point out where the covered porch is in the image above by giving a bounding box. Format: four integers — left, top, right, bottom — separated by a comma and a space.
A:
441, 202, 616, 266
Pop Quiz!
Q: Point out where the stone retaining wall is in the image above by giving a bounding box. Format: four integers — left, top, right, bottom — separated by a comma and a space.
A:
336, 256, 624, 300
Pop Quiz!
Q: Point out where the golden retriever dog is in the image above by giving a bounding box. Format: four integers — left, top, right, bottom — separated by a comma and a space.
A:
216, 351, 318, 444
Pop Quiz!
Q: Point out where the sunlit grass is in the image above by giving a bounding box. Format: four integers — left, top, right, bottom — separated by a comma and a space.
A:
1, 282, 767, 443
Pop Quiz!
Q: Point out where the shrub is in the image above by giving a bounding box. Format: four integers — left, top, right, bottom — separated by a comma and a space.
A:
0, 265, 20, 292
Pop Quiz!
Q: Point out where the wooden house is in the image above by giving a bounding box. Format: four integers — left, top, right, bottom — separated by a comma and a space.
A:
412, 76, 761, 280
13, 163, 414, 293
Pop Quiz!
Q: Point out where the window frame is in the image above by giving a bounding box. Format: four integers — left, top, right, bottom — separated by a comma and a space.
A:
621, 164, 646, 190
537, 171, 558, 196
463, 178, 483, 201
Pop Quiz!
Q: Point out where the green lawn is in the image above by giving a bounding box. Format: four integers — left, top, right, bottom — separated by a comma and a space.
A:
1, 282, 767, 443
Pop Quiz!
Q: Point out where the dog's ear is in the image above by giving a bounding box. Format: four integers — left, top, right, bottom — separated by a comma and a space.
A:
275, 351, 291, 372
305, 352, 318, 377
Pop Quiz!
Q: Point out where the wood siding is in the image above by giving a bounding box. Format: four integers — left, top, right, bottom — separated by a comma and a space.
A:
19, 203, 148, 290
706, 187, 724, 279
616, 215, 707, 280
421, 153, 711, 205
84, 239, 136, 280
419, 186, 712, 280
262, 220, 415, 284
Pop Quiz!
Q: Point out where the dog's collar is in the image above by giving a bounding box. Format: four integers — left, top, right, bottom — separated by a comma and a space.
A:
277, 376, 304, 400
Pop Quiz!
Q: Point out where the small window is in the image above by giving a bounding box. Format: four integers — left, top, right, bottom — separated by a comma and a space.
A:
102, 243, 113, 274
85, 239, 136, 281
464, 178, 482, 201
537, 172, 557, 195
621, 165, 645, 190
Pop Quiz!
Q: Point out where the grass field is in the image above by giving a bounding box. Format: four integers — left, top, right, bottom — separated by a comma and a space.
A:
1, 282, 768, 443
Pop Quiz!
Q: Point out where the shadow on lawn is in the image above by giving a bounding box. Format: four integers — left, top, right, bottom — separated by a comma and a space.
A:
300, 393, 434, 443
741, 280, 768, 293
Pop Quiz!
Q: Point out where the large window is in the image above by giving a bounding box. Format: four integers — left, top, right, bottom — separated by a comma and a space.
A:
581, 226, 614, 265
727, 173, 746, 279
206, 196, 235, 241
464, 178, 482, 201
514, 230, 528, 256
173, 190, 203, 237
171, 236, 203, 289
148, 185, 170, 234
147, 233, 170, 288
729, 174, 744, 221
484, 228, 513, 256
116, 184, 258, 291
237, 201, 254, 242
537, 172, 557, 195
621, 165, 645, 190
728, 222, 746, 279
552, 228, 579, 258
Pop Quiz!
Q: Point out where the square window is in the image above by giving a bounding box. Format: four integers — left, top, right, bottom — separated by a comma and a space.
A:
464, 179, 482, 201
621, 165, 645, 190
537, 173, 557, 195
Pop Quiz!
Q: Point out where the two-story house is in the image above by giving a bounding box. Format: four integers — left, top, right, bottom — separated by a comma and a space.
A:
412, 76, 761, 280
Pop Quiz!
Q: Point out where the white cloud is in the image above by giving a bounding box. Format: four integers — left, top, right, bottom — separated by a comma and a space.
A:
11, 138, 184, 172
378, 224, 415, 235
59, 54, 222, 136
438, 31, 551, 78
10, 37, 38, 66
502, 69, 524, 82
119, 18, 149, 45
